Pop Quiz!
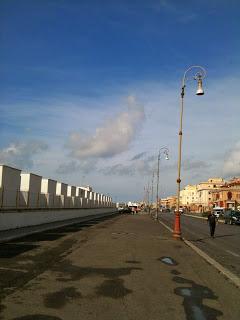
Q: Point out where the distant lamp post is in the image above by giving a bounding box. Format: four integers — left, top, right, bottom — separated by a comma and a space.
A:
173, 66, 206, 239
151, 171, 154, 217
156, 147, 169, 220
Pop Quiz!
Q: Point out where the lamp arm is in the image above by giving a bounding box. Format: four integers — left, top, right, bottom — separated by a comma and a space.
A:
182, 65, 207, 88
159, 146, 169, 159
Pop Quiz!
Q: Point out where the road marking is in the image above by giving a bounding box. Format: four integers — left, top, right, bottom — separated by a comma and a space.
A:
226, 250, 240, 258
0, 267, 28, 273
184, 214, 224, 224
158, 219, 240, 289
158, 220, 173, 232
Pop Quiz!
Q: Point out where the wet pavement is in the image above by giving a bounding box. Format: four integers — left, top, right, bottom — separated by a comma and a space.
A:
159, 212, 240, 277
0, 214, 239, 320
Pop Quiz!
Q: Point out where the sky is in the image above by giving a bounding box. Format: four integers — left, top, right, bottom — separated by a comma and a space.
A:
0, 0, 240, 202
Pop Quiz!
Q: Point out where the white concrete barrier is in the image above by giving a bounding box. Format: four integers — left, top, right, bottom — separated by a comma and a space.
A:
0, 207, 118, 231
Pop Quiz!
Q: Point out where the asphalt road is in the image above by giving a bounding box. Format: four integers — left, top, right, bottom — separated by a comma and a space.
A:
0, 213, 239, 320
159, 212, 240, 278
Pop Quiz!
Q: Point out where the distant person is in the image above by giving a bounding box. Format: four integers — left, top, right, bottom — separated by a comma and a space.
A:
207, 212, 217, 238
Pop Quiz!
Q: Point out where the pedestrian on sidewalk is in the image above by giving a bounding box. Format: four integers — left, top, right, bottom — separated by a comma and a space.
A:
207, 212, 217, 238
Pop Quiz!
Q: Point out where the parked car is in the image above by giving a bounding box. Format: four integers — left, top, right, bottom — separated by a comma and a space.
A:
174, 208, 184, 214
224, 210, 240, 225
122, 207, 132, 214
162, 208, 171, 213
212, 207, 224, 218
213, 211, 221, 218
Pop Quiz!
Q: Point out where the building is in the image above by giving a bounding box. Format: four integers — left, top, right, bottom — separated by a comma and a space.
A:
212, 177, 240, 210
180, 185, 198, 211
161, 196, 177, 209
196, 178, 225, 212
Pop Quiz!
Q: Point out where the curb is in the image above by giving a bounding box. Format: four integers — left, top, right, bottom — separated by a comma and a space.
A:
158, 219, 240, 289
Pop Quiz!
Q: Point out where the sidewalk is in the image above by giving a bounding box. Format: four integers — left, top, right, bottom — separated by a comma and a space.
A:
0, 214, 239, 320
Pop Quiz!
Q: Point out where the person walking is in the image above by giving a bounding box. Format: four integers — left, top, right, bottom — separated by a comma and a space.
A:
207, 212, 217, 238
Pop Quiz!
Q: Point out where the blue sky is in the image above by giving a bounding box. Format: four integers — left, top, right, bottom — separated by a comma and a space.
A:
0, 0, 240, 202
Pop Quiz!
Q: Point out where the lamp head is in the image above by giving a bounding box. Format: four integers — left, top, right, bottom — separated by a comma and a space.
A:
195, 76, 204, 96
164, 151, 169, 160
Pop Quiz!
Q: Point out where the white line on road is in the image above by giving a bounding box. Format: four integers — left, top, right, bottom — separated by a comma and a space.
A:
158, 219, 240, 289
184, 214, 224, 224
226, 250, 240, 258
0, 267, 28, 273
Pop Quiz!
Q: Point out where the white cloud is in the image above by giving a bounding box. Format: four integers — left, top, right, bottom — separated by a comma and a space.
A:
67, 95, 145, 160
100, 153, 157, 177
223, 142, 240, 177
56, 159, 97, 175
0, 141, 48, 170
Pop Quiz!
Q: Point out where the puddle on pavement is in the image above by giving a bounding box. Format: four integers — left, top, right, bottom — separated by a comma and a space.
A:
174, 276, 223, 320
192, 305, 206, 320
159, 256, 178, 266
180, 288, 191, 297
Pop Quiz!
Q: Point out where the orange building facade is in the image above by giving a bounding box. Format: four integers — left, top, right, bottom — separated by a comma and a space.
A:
211, 178, 240, 210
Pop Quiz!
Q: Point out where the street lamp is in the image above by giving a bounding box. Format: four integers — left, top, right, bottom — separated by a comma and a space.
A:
156, 147, 169, 220
173, 66, 206, 239
151, 171, 154, 217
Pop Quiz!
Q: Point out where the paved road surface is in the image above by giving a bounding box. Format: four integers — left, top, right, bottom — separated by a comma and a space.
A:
0, 214, 239, 320
159, 212, 240, 278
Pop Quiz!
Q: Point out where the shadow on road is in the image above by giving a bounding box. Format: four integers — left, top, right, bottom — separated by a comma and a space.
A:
189, 233, 238, 243
0, 215, 117, 259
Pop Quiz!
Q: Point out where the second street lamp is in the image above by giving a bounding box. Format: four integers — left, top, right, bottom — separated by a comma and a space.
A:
173, 65, 206, 239
156, 147, 169, 220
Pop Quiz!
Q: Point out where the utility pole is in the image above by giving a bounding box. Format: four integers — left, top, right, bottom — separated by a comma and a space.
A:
151, 171, 154, 216
143, 186, 146, 205
156, 151, 160, 220
147, 181, 150, 214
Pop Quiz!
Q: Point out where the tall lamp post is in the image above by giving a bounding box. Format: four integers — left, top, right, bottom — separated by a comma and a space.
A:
151, 171, 154, 217
173, 65, 206, 239
156, 147, 169, 220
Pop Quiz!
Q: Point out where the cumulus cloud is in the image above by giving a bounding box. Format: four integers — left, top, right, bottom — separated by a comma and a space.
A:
56, 161, 80, 174
100, 164, 135, 176
67, 96, 145, 160
56, 159, 96, 175
0, 141, 48, 170
100, 153, 157, 176
131, 152, 147, 161
182, 159, 211, 172
223, 142, 240, 177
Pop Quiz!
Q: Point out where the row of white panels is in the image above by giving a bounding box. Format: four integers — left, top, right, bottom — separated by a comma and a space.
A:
0, 189, 114, 209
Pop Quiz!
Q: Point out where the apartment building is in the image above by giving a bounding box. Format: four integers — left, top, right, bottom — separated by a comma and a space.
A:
180, 184, 198, 210
211, 177, 240, 210
196, 178, 225, 212
161, 196, 177, 209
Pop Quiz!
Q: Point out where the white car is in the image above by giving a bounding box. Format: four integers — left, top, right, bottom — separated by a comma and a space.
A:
174, 208, 184, 214
213, 211, 221, 218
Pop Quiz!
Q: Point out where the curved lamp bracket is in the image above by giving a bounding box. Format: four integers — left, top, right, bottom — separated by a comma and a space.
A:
182, 65, 207, 87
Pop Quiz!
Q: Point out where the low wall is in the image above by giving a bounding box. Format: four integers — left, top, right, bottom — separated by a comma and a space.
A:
0, 207, 117, 231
